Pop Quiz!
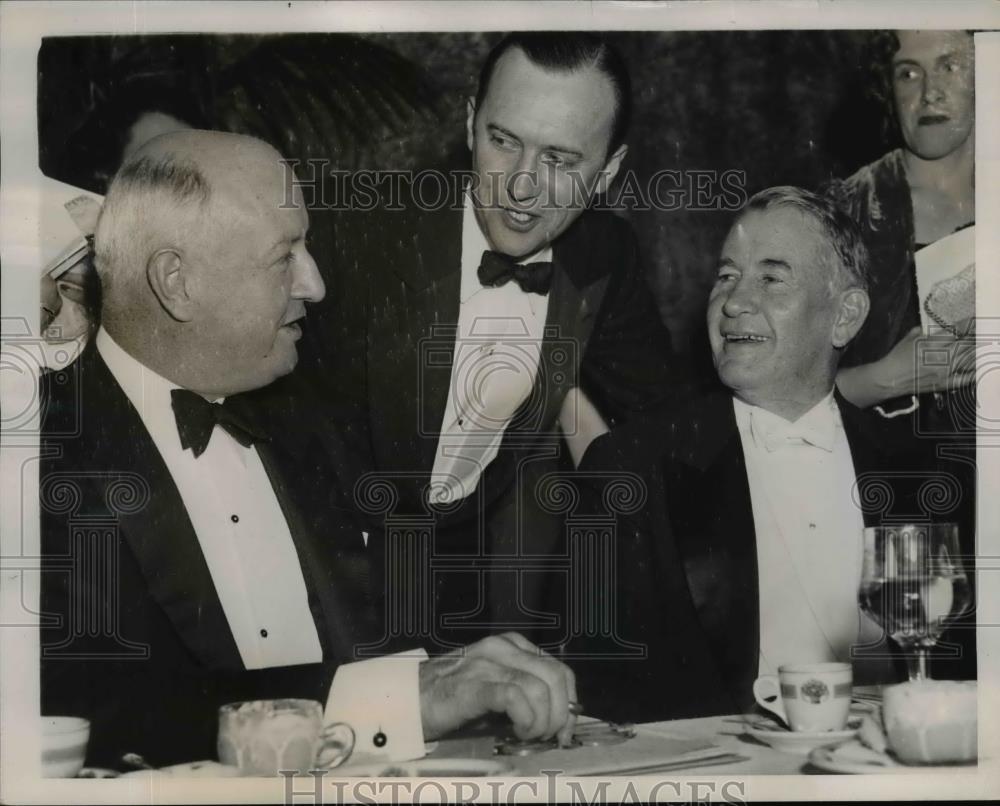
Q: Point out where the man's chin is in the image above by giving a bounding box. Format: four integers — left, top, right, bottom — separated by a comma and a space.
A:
252, 348, 300, 392
716, 362, 760, 394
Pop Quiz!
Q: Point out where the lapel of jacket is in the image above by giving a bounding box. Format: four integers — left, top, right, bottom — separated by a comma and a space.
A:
836, 390, 896, 528
531, 210, 613, 431
664, 389, 760, 704
81, 348, 244, 670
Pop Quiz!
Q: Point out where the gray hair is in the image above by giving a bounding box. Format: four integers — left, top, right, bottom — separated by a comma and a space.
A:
742, 185, 870, 294
93, 153, 211, 304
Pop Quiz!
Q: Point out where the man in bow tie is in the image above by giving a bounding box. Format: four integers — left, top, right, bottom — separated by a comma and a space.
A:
325, 32, 676, 647
571, 186, 973, 722
39, 129, 579, 769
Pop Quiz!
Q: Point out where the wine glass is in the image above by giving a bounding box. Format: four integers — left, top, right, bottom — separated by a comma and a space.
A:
859, 523, 971, 680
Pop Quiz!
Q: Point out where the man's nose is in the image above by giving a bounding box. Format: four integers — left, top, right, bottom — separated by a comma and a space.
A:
292, 249, 326, 303
507, 154, 541, 204
721, 278, 757, 317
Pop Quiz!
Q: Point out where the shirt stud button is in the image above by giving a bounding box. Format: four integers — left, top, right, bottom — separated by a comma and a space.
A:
260, 628, 268, 638
231, 514, 239, 523
373, 731, 387, 748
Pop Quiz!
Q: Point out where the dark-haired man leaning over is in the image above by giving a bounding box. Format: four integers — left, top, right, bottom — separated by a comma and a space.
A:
327, 32, 676, 648
40, 130, 577, 769
571, 187, 973, 722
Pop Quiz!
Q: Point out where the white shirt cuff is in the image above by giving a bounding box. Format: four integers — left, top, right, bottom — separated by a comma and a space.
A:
323, 649, 429, 762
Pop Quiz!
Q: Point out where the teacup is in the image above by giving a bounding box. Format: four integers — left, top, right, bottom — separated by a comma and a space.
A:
753, 662, 852, 732
882, 680, 977, 764
217, 699, 354, 776
41, 716, 90, 778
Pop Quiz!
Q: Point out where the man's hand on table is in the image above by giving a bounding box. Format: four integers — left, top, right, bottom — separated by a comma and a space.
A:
418, 632, 577, 746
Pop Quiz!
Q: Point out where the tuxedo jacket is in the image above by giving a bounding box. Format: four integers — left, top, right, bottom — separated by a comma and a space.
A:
570, 388, 974, 723
326, 185, 676, 508
306, 170, 677, 640
39, 347, 382, 767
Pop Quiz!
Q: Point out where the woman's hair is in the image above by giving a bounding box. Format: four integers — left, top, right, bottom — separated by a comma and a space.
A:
863, 30, 905, 146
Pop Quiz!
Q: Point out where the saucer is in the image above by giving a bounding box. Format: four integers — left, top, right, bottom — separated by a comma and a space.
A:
808, 738, 976, 774
744, 716, 859, 756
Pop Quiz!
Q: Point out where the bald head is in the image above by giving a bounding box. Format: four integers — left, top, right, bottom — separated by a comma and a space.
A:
131, 128, 285, 204
96, 131, 283, 295
94, 130, 324, 397
132, 128, 280, 172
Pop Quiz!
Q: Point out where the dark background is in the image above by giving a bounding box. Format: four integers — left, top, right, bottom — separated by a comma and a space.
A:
37, 31, 892, 380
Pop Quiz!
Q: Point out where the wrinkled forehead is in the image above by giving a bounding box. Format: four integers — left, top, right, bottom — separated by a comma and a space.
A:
725, 207, 830, 272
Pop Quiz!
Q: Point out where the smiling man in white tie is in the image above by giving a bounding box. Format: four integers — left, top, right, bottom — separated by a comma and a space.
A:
571, 186, 974, 723
38, 129, 578, 770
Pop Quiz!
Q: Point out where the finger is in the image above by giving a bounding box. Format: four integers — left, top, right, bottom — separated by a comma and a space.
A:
468, 636, 569, 737
453, 656, 550, 737
501, 633, 579, 744
500, 633, 562, 666
493, 633, 577, 740
498, 631, 540, 655
558, 664, 579, 747
486, 680, 542, 740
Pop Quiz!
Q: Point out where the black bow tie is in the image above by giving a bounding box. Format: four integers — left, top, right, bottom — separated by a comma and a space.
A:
170, 388, 269, 458
478, 250, 553, 295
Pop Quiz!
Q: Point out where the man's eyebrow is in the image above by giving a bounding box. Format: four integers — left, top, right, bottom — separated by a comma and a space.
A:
544, 144, 585, 160
487, 123, 584, 160
759, 258, 793, 271
264, 233, 301, 258
487, 123, 522, 144
716, 257, 738, 271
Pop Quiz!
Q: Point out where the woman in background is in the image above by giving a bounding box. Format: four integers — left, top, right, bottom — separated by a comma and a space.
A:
829, 29, 975, 419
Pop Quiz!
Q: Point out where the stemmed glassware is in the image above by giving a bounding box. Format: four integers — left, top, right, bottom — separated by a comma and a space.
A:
859, 523, 971, 680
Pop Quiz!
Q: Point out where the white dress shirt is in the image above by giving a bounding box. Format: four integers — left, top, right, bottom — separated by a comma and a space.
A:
97, 328, 430, 761
429, 193, 551, 504
733, 393, 884, 675
98, 327, 323, 670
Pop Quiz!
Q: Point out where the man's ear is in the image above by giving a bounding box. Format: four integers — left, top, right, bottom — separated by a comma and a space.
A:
594, 144, 627, 196
55, 273, 88, 307
147, 249, 195, 322
466, 98, 476, 153
832, 287, 870, 348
